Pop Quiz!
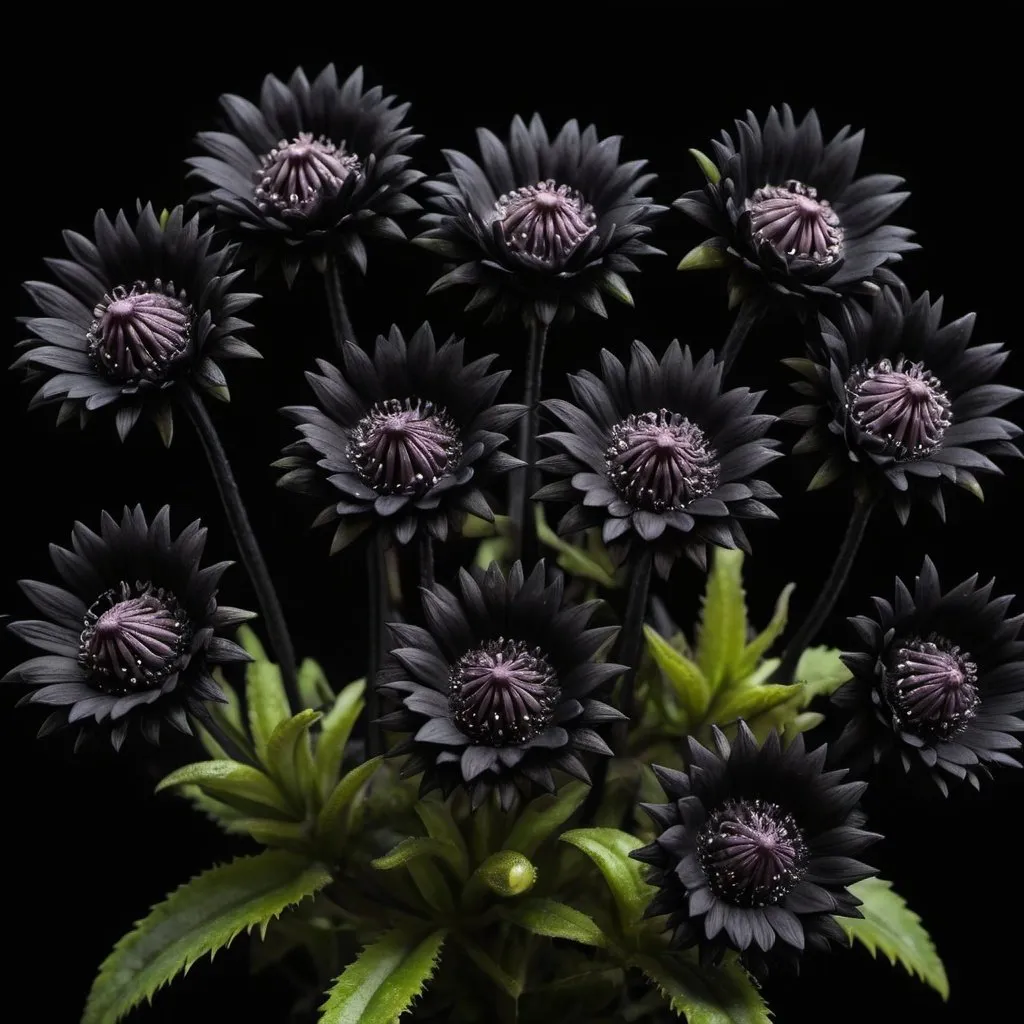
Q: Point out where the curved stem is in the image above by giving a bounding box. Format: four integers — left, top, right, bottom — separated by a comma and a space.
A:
366, 535, 388, 757
180, 385, 298, 699
419, 532, 435, 592
772, 488, 879, 683
324, 256, 356, 352
510, 319, 549, 566
719, 297, 766, 376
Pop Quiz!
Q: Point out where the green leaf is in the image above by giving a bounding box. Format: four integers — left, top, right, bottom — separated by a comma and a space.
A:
689, 148, 722, 184
597, 270, 635, 306
807, 454, 844, 491
236, 623, 268, 661
415, 799, 470, 880
319, 926, 446, 1024
474, 535, 512, 571
473, 851, 537, 898
316, 756, 383, 849
315, 680, 366, 800
500, 898, 608, 947
84, 851, 331, 1024
266, 709, 322, 810
792, 645, 852, 702
372, 836, 467, 878
181, 786, 251, 835
632, 952, 771, 1024
559, 828, 652, 936
839, 878, 949, 1000
644, 625, 711, 724
456, 936, 523, 999
247, 658, 292, 768
233, 817, 312, 853
736, 582, 795, 679
503, 781, 588, 859
678, 243, 730, 271
697, 548, 748, 691
709, 684, 804, 727
462, 513, 508, 538
536, 506, 618, 588
156, 761, 293, 818
297, 657, 335, 710
204, 674, 255, 761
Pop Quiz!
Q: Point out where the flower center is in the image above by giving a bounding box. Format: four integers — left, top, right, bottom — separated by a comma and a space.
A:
746, 180, 844, 265
697, 799, 808, 908
78, 582, 191, 695
348, 398, 463, 497
884, 636, 979, 740
87, 282, 193, 386
845, 357, 952, 459
254, 132, 361, 215
448, 638, 560, 746
605, 410, 720, 512
495, 179, 597, 267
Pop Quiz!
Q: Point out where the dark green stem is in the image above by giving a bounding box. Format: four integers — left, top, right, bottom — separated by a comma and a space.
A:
180, 385, 298, 699
719, 297, 766, 375
324, 256, 356, 352
419, 532, 435, 592
772, 487, 879, 682
510, 319, 549, 566
366, 535, 388, 757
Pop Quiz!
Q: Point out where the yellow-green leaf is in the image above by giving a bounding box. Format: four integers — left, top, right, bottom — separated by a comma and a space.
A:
156, 761, 293, 818
500, 898, 608, 948
697, 547, 748, 691
372, 836, 466, 879
689, 148, 722, 184
793, 645, 852, 702
247, 658, 291, 768
737, 581, 795, 679
297, 657, 334, 709
644, 625, 711, 724
502, 781, 588, 859
415, 799, 470, 880
266, 709, 322, 811
678, 243, 730, 271
316, 756, 383, 849
710, 684, 803, 727
536, 505, 618, 588
314, 680, 365, 800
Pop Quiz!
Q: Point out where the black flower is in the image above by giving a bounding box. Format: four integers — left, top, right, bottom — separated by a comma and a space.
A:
13, 205, 259, 442
536, 341, 780, 578
2, 506, 253, 749
277, 323, 523, 550
632, 724, 878, 975
677, 105, 917, 307
188, 64, 423, 285
415, 114, 665, 326
377, 561, 626, 810
833, 556, 1024, 794
784, 287, 1021, 522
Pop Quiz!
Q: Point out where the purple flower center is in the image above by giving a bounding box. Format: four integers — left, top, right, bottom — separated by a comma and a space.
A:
746, 180, 844, 265
448, 638, 560, 746
87, 283, 193, 385
846, 357, 952, 459
697, 799, 808, 908
605, 410, 720, 511
884, 636, 979, 740
495, 179, 597, 267
348, 398, 463, 497
254, 132, 361, 215
79, 582, 191, 695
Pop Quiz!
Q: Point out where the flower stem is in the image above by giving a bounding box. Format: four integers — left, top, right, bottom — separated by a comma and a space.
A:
419, 532, 435, 592
772, 487, 879, 683
324, 256, 356, 352
366, 535, 389, 757
180, 385, 298, 699
719, 296, 766, 375
614, 546, 654, 739
510, 319, 549, 566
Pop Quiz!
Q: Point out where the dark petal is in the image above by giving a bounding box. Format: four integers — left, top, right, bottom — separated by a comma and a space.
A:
764, 906, 805, 950
415, 717, 471, 746
461, 745, 498, 780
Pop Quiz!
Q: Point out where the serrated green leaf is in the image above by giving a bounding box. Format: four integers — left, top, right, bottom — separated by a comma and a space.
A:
156, 761, 293, 818
234, 817, 312, 853
84, 851, 331, 1024
503, 781, 588, 859
560, 828, 652, 936
678, 243, 730, 271
710, 684, 803, 727
247, 657, 292, 768
500, 898, 608, 947
315, 680, 366, 800
689, 148, 721, 184
297, 658, 335, 710
372, 836, 466, 878
644, 625, 711, 724
266, 709, 322, 811
415, 799, 470, 880
536, 506, 618, 588
697, 548, 748, 691
792, 645, 852, 702
316, 756, 383, 850
736, 582, 795, 679
839, 878, 949, 1000
632, 952, 771, 1024
319, 926, 446, 1024
181, 786, 251, 835
456, 936, 523, 999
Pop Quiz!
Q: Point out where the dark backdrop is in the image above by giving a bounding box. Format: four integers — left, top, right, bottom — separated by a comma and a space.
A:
4, 14, 1020, 1023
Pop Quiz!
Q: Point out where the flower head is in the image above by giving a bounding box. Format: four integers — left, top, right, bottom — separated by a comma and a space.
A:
13, 205, 259, 442
677, 105, 917, 307
632, 724, 878, 975
784, 288, 1021, 523
833, 556, 1024, 794
3, 506, 253, 749
416, 114, 665, 326
277, 323, 523, 550
537, 341, 781, 578
377, 561, 626, 810
189, 64, 423, 285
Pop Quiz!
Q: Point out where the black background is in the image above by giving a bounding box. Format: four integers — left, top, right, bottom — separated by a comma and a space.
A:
4, 14, 1020, 1023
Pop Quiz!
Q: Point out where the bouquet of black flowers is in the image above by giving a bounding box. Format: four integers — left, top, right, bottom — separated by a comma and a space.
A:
5, 62, 1022, 1024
